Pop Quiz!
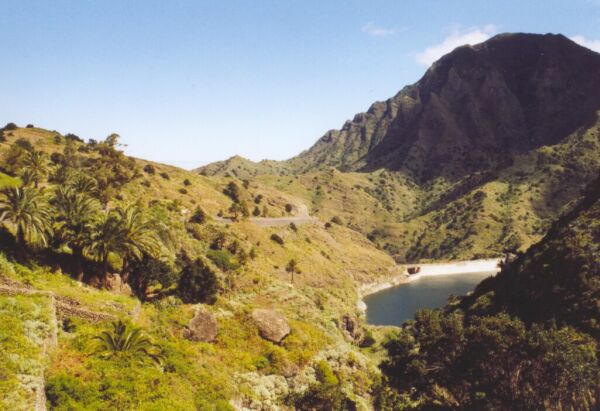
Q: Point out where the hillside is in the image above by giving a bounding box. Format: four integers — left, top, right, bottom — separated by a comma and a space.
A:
0, 125, 398, 409
379, 177, 600, 410
197, 33, 600, 262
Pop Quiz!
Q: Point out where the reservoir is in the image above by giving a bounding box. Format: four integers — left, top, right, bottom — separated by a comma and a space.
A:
364, 271, 496, 326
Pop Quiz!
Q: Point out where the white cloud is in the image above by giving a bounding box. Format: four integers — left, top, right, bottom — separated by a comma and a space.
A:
415, 25, 497, 66
361, 22, 404, 38
570, 35, 600, 53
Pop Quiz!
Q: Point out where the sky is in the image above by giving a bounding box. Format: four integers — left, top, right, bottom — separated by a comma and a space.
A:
1, 1, 599, 169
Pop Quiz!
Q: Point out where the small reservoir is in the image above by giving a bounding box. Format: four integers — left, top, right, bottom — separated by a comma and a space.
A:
364, 271, 495, 326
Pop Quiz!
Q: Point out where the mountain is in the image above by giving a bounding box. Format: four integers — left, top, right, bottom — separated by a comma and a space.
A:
293, 33, 600, 179
198, 33, 600, 262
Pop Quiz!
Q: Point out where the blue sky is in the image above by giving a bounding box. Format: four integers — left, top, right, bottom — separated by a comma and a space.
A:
1, 1, 599, 168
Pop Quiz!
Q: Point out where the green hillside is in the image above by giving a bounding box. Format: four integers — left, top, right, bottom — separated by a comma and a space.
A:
378, 178, 600, 410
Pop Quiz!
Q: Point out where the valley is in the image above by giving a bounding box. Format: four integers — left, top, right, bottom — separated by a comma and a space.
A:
0, 32, 598, 410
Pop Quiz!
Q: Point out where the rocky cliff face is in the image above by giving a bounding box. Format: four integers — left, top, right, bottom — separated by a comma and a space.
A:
293, 33, 600, 182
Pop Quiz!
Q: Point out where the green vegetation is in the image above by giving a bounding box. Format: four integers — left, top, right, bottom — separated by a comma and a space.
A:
378, 178, 600, 410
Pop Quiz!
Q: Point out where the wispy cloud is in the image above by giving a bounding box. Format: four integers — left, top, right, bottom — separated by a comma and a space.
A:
361, 22, 404, 38
570, 35, 600, 53
415, 25, 497, 66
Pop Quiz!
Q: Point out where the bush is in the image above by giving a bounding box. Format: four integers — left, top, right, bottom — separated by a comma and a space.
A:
53, 134, 62, 144
252, 206, 261, 217
64, 133, 83, 142
270, 233, 284, 245
330, 216, 343, 225
178, 188, 188, 195
223, 181, 241, 203
3, 123, 17, 131
159, 172, 170, 180
26, 124, 34, 128
324, 222, 332, 229
177, 256, 219, 304
183, 178, 191, 186
14, 138, 33, 151
189, 207, 207, 224
0, 131, 5, 143
254, 194, 263, 204
289, 222, 297, 232
143, 164, 155, 175
206, 249, 240, 271
285, 203, 293, 213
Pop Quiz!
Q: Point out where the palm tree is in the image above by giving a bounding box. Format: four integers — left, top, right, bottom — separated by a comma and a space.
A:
0, 187, 51, 259
22, 150, 49, 188
117, 205, 162, 283
94, 319, 162, 364
67, 172, 97, 196
87, 211, 127, 283
53, 187, 100, 280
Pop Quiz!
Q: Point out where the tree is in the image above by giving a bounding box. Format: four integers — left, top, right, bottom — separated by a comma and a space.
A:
286, 259, 301, 283
189, 206, 207, 224
177, 256, 219, 304
0, 187, 51, 259
87, 212, 127, 284
52, 187, 100, 280
116, 205, 162, 283
94, 320, 162, 364
129, 254, 178, 300
22, 150, 49, 188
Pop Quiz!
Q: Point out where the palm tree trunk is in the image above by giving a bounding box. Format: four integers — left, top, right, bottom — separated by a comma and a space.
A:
121, 257, 130, 284
72, 245, 84, 282
15, 227, 26, 261
102, 253, 109, 288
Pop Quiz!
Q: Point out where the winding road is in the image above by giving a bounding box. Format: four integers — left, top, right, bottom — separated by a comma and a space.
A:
215, 203, 319, 227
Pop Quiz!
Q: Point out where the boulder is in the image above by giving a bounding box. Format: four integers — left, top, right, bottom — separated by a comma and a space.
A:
184, 308, 218, 342
105, 274, 132, 296
251, 309, 290, 343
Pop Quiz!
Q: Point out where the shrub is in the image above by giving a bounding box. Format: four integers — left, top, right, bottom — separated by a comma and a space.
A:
3, 123, 17, 131
330, 216, 343, 225
324, 222, 332, 229
177, 256, 219, 304
254, 194, 263, 204
285, 203, 293, 213
143, 164, 155, 175
183, 178, 191, 186
289, 222, 297, 232
252, 206, 261, 217
189, 207, 207, 224
270, 233, 284, 245
53, 134, 62, 144
14, 138, 33, 151
178, 188, 188, 195
64, 133, 83, 142
159, 172, 170, 180
206, 249, 239, 271
26, 124, 34, 128
223, 181, 241, 203
0, 131, 5, 143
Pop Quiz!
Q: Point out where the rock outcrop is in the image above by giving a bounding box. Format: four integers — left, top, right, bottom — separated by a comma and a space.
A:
251, 309, 290, 343
184, 307, 218, 342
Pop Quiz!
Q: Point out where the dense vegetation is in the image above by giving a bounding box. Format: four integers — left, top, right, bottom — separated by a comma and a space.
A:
378, 178, 600, 410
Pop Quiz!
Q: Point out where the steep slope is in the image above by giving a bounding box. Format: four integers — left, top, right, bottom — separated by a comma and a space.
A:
293, 33, 600, 180
0, 125, 398, 409
463, 176, 600, 338
379, 178, 600, 409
